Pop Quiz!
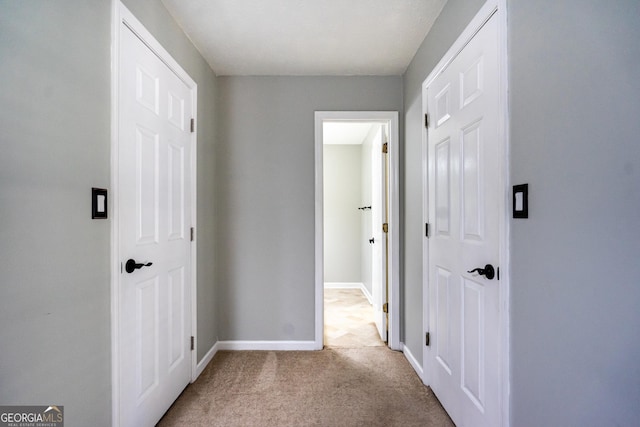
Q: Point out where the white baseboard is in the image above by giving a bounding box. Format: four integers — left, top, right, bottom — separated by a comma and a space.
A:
193, 340, 317, 380
360, 285, 373, 305
403, 343, 424, 381
324, 282, 373, 304
197, 341, 424, 382
216, 340, 318, 351
194, 341, 220, 380
324, 282, 362, 289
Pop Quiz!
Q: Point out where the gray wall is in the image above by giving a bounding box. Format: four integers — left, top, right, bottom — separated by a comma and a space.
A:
0, 2, 112, 425
323, 145, 363, 283
216, 76, 402, 341
0, 1, 218, 425
508, 1, 640, 425
403, 0, 640, 424
402, 0, 486, 369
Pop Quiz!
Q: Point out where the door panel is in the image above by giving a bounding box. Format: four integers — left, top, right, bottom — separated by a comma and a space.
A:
168, 142, 186, 240
119, 23, 192, 427
461, 121, 483, 240
435, 267, 452, 374
136, 276, 159, 401
426, 13, 501, 427
168, 266, 185, 370
136, 126, 160, 244
435, 138, 451, 235
461, 277, 485, 409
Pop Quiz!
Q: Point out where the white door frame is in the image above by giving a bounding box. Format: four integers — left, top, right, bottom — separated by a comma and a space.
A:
421, 0, 510, 424
314, 111, 400, 351
110, 2, 198, 425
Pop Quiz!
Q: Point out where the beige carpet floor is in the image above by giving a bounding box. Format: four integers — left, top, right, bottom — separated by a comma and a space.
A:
158, 289, 454, 426
158, 348, 454, 426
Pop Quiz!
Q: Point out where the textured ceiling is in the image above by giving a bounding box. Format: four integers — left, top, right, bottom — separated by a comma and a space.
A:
161, 0, 448, 76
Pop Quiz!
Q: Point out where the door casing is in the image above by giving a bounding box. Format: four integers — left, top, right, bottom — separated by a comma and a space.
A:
110, 2, 198, 425
421, 0, 510, 425
314, 111, 400, 350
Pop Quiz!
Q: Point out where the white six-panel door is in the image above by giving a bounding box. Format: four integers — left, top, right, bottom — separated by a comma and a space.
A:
118, 21, 193, 427
426, 13, 501, 427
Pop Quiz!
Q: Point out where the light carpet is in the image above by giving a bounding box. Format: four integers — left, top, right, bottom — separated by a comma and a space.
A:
158, 288, 453, 426
158, 348, 454, 426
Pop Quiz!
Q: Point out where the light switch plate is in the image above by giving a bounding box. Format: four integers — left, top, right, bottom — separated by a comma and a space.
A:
92, 188, 108, 219
513, 184, 528, 218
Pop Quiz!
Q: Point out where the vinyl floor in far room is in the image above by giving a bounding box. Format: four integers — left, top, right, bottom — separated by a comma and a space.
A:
323, 288, 385, 348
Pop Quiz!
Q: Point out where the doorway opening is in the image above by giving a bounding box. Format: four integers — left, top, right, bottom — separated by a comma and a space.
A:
323, 121, 386, 348
314, 111, 400, 351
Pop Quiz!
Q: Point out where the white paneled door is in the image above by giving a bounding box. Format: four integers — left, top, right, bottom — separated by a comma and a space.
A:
118, 20, 193, 427
371, 125, 388, 342
426, 13, 501, 427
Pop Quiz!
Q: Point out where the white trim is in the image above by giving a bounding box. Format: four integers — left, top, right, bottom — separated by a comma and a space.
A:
323, 282, 363, 289
110, 3, 121, 426
314, 113, 325, 351
110, 2, 198, 426
496, 1, 511, 425
422, 2, 498, 90
190, 91, 199, 383
403, 344, 424, 381
195, 341, 220, 379
217, 341, 318, 351
360, 284, 373, 305
315, 111, 401, 351
421, 0, 510, 425
421, 59, 430, 387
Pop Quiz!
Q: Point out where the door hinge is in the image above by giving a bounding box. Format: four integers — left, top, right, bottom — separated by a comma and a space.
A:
382, 142, 388, 154
190, 336, 195, 351
425, 113, 429, 128
382, 223, 388, 233
425, 332, 430, 347
382, 303, 388, 314
190, 227, 195, 242
190, 118, 195, 133
425, 223, 430, 238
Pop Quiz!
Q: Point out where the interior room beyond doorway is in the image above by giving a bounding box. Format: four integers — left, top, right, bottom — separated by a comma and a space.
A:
322, 121, 387, 346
